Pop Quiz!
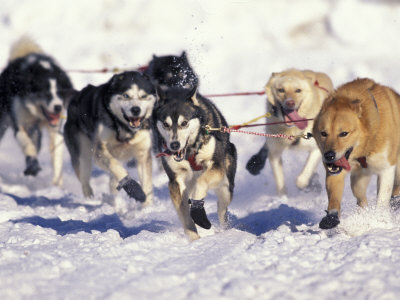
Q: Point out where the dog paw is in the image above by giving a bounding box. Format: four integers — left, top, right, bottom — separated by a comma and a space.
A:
117, 176, 146, 202
24, 156, 42, 176
189, 199, 211, 229
245, 147, 268, 175
319, 210, 340, 229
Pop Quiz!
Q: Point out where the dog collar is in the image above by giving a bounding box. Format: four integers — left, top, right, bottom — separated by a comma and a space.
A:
356, 157, 368, 168
188, 153, 203, 171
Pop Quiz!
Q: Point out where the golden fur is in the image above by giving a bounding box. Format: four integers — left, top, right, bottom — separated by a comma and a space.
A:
263, 69, 333, 195
313, 78, 400, 223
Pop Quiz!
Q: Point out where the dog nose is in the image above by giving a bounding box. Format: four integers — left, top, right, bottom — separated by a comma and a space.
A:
285, 99, 295, 108
54, 105, 62, 114
131, 106, 141, 116
170, 141, 180, 151
324, 151, 336, 162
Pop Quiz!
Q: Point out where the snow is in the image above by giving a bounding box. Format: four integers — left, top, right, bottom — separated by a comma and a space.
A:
1, 0, 400, 299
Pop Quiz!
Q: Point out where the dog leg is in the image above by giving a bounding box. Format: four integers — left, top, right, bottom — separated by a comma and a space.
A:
215, 176, 232, 228
0, 115, 9, 141
269, 151, 286, 196
319, 171, 346, 229
246, 143, 268, 175
376, 165, 396, 208
75, 133, 94, 198
350, 170, 371, 208
391, 160, 400, 197
169, 178, 199, 241
49, 129, 64, 186
15, 128, 41, 176
135, 147, 153, 206
296, 148, 321, 190
94, 142, 145, 202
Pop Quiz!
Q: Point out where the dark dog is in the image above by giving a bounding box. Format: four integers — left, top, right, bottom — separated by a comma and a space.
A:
64, 71, 157, 205
154, 87, 237, 240
0, 37, 75, 185
145, 51, 198, 91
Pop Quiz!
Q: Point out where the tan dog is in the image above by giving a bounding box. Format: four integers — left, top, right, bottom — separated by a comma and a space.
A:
313, 78, 400, 229
246, 69, 333, 195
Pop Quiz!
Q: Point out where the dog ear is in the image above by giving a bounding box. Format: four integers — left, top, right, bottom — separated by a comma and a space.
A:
109, 73, 125, 89
155, 84, 168, 104
265, 72, 278, 106
181, 51, 187, 61
187, 85, 200, 106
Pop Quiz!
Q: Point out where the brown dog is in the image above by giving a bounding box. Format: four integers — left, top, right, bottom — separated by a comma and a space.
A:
313, 78, 400, 229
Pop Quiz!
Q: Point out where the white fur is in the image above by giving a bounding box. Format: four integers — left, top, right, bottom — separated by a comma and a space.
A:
109, 84, 156, 127
157, 116, 201, 151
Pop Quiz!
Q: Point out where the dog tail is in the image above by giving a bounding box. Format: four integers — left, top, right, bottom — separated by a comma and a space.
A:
8, 36, 44, 62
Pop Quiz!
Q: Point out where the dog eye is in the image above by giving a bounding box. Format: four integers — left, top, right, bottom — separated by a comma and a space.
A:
163, 121, 170, 129
339, 132, 348, 137
320, 131, 327, 137
277, 88, 285, 93
180, 120, 188, 127
122, 93, 130, 99
295, 89, 302, 93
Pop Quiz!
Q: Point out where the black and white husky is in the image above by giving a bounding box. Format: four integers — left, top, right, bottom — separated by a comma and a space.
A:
64, 71, 157, 205
0, 37, 75, 185
154, 87, 237, 240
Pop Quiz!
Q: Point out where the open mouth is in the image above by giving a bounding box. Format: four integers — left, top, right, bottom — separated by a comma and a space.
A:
326, 147, 353, 175
279, 104, 308, 130
280, 105, 308, 130
172, 147, 187, 162
41, 106, 61, 127
123, 113, 143, 128
156, 141, 188, 162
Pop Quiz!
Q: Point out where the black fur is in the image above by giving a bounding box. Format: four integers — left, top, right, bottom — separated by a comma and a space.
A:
0, 53, 73, 132
145, 51, 198, 91
65, 71, 155, 144
0, 52, 74, 178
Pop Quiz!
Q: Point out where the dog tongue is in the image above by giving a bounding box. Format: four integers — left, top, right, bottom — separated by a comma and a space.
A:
285, 110, 308, 130
129, 118, 141, 128
334, 156, 351, 171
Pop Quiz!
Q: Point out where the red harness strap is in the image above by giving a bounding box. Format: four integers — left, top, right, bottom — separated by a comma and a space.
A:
188, 154, 203, 171
357, 157, 368, 168
314, 80, 330, 94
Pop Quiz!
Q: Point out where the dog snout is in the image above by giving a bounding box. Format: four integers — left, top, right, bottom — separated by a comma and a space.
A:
131, 106, 141, 116
285, 99, 296, 109
324, 151, 336, 162
170, 141, 180, 151
54, 105, 63, 114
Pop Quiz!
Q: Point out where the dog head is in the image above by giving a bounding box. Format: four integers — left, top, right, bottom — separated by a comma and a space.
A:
14, 54, 76, 127
154, 86, 203, 162
265, 69, 315, 130
145, 51, 198, 91
107, 71, 157, 129
313, 96, 364, 175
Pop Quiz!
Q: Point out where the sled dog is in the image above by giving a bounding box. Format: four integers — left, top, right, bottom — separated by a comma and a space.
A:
64, 71, 156, 205
154, 87, 237, 240
145, 51, 198, 91
313, 78, 400, 229
246, 69, 333, 195
0, 37, 75, 185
